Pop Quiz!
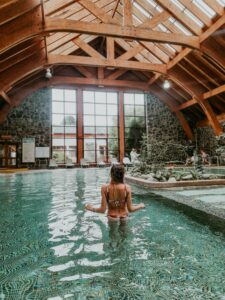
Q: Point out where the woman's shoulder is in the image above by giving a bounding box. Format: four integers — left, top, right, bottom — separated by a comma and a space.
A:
101, 184, 109, 191
124, 184, 131, 192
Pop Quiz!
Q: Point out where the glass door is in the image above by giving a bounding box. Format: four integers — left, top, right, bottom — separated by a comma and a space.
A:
0, 144, 17, 168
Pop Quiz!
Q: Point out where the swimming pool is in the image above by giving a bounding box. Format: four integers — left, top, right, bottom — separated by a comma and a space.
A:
0, 169, 225, 299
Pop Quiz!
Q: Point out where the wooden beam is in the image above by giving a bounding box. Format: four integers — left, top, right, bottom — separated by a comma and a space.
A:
203, 0, 224, 16
149, 13, 225, 85
0, 6, 42, 54
117, 44, 144, 60
169, 71, 223, 135
0, 50, 46, 92
1, 12, 200, 55
106, 37, 114, 60
46, 18, 200, 48
0, 0, 41, 26
174, 83, 225, 112
75, 66, 94, 78
112, 0, 120, 18
138, 11, 169, 29
78, 0, 118, 24
123, 0, 132, 26
0, 91, 11, 105
48, 54, 167, 73
73, 37, 105, 58
155, 0, 202, 35
106, 69, 128, 80
119, 91, 125, 162
198, 112, 225, 127
98, 67, 104, 79
77, 88, 83, 163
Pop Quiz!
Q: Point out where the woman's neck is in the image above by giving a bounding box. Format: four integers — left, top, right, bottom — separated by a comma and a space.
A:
110, 180, 123, 184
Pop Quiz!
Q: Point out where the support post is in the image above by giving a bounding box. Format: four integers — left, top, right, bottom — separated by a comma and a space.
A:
77, 88, 83, 164
119, 91, 125, 163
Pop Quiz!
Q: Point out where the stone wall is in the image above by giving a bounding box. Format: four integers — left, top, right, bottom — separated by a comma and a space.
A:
145, 93, 187, 162
0, 88, 51, 166
146, 93, 186, 143
196, 123, 225, 155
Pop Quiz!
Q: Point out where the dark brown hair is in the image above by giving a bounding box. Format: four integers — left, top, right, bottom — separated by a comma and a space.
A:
110, 164, 125, 183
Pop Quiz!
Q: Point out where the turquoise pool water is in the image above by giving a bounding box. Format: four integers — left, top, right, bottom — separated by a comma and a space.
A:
0, 169, 225, 299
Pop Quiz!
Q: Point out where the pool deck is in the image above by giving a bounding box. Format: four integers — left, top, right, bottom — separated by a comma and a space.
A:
125, 175, 225, 228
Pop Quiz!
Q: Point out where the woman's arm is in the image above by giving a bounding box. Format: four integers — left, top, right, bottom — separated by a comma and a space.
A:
85, 185, 107, 213
126, 185, 145, 212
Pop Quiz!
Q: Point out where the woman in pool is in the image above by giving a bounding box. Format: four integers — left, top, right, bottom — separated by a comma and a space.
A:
85, 164, 145, 220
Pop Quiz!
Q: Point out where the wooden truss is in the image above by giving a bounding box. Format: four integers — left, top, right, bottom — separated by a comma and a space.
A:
1, 0, 225, 138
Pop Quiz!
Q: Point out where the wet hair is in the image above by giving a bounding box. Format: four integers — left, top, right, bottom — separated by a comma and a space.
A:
110, 164, 125, 183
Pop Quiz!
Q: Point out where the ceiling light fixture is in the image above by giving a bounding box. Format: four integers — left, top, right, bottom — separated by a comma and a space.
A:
163, 79, 171, 89
45, 68, 52, 79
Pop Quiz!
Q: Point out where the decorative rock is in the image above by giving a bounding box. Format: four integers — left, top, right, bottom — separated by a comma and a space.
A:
181, 174, 193, 180
167, 177, 177, 183
147, 175, 158, 182
201, 174, 211, 180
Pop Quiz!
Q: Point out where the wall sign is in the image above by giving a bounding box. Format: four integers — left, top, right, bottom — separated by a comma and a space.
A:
35, 147, 50, 158
22, 138, 35, 163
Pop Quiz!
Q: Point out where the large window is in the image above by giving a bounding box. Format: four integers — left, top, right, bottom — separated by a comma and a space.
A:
52, 89, 77, 163
124, 93, 146, 156
83, 91, 119, 162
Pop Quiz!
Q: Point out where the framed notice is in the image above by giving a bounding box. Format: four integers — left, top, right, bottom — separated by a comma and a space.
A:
22, 138, 35, 163
35, 147, 50, 158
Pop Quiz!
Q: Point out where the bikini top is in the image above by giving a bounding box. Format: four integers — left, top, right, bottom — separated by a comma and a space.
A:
106, 184, 128, 209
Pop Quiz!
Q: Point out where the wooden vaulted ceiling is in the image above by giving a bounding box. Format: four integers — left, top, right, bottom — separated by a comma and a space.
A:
1, 0, 225, 139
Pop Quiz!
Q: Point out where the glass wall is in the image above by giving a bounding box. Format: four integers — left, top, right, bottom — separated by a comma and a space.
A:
124, 93, 146, 157
52, 89, 77, 163
51, 89, 146, 164
83, 91, 119, 162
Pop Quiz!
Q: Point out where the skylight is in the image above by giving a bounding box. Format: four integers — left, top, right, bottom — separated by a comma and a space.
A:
157, 24, 170, 33
165, 44, 177, 53
216, 0, 225, 7
133, 2, 150, 18
174, 21, 192, 35
184, 9, 204, 27
145, 0, 157, 8
155, 5, 163, 12
169, 17, 192, 36
170, 0, 185, 10
193, 0, 216, 19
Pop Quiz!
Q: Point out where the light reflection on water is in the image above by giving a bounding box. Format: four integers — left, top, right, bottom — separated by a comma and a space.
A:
0, 168, 225, 299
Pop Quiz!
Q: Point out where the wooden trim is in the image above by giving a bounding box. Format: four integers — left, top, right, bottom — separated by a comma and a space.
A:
119, 91, 125, 162
77, 88, 83, 163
